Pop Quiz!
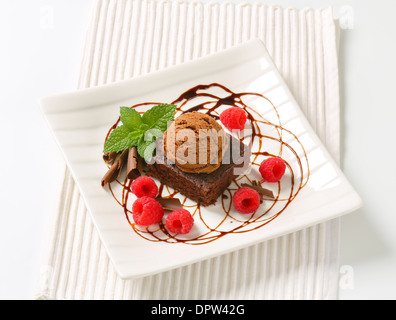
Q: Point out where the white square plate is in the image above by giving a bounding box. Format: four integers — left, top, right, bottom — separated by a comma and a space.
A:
39, 39, 362, 279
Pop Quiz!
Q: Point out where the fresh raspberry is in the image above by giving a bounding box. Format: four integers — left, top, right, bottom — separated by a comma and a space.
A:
259, 157, 286, 182
220, 107, 247, 131
131, 176, 158, 198
165, 209, 194, 234
132, 197, 164, 226
233, 187, 261, 214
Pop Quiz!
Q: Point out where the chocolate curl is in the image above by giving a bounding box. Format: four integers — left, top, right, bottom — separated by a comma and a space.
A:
101, 149, 129, 187
155, 197, 183, 213
241, 180, 274, 203
127, 147, 143, 180
103, 152, 119, 165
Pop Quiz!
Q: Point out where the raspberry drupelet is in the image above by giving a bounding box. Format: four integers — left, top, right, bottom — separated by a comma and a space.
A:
131, 176, 159, 198
132, 197, 164, 226
233, 187, 261, 214
259, 157, 286, 183
220, 107, 247, 131
165, 209, 194, 234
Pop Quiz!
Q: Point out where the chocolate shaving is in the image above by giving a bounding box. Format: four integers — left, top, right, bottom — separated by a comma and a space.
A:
103, 152, 119, 165
101, 149, 129, 187
241, 180, 274, 203
127, 147, 143, 180
155, 197, 183, 212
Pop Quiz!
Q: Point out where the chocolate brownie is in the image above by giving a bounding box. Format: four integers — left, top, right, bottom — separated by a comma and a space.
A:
147, 136, 251, 206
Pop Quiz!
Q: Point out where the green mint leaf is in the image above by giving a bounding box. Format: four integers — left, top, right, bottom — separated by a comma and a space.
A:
120, 107, 142, 130
141, 104, 177, 132
137, 139, 156, 163
103, 103, 176, 156
137, 128, 164, 162
103, 125, 142, 153
139, 123, 149, 132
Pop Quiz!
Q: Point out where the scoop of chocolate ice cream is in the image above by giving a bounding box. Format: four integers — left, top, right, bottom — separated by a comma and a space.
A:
163, 112, 228, 174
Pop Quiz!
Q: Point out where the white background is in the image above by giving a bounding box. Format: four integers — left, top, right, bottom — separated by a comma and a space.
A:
0, 0, 395, 300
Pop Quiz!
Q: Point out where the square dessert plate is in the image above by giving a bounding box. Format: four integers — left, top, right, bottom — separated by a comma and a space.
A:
39, 39, 362, 279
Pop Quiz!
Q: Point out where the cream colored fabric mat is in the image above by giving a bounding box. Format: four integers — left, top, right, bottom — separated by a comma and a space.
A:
35, 0, 341, 300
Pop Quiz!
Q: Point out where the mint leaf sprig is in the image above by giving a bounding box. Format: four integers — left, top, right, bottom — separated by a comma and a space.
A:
104, 104, 177, 161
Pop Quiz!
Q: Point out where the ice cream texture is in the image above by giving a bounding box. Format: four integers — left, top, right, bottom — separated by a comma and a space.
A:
163, 112, 228, 174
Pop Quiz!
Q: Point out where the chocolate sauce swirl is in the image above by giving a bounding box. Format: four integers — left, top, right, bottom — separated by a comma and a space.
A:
106, 83, 310, 245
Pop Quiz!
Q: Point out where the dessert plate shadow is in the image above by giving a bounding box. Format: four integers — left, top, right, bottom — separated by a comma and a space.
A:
39, 39, 362, 279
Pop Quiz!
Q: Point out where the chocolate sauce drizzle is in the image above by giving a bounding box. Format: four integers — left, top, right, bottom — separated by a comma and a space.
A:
106, 83, 310, 245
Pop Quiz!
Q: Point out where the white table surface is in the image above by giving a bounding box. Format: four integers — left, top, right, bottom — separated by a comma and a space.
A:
1, 0, 395, 300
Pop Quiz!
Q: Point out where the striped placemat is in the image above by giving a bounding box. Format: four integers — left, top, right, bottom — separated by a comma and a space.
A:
35, 0, 341, 300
